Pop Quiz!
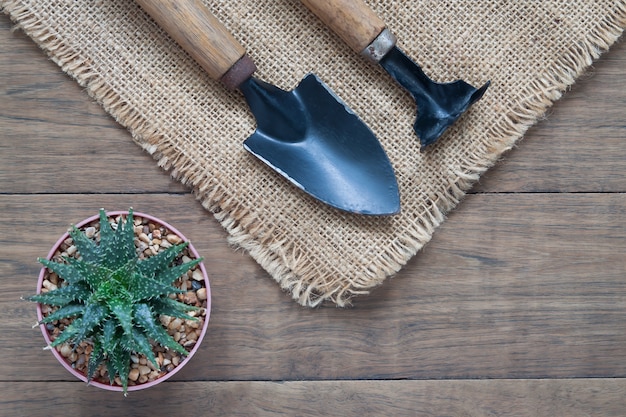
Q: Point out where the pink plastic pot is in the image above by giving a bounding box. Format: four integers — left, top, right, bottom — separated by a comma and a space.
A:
35, 210, 211, 393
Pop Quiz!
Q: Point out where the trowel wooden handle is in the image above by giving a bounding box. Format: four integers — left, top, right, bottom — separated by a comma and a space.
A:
300, 0, 387, 53
136, 0, 256, 89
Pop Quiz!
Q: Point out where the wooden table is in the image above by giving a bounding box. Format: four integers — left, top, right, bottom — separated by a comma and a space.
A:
1, 14, 625, 416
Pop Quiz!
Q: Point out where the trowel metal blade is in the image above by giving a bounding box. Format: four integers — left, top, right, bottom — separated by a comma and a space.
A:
240, 74, 400, 215
380, 46, 490, 148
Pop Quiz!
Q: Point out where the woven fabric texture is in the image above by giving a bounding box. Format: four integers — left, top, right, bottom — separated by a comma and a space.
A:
3, 0, 625, 306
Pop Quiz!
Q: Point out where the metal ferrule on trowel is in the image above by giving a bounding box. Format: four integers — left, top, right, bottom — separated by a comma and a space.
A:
301, 0, 490, 148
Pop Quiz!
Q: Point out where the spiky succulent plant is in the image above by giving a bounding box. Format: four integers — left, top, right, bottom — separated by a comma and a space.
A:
28, 208, 203, 394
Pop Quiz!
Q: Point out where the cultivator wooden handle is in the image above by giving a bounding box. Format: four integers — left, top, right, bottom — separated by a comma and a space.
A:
300, 0, 386, 54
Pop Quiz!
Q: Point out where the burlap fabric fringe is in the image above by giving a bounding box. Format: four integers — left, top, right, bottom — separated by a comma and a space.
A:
3, 1, 625, 306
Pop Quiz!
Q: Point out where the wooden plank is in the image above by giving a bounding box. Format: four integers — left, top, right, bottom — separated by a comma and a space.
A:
476, 38, 626, 193
0, 16, 185, 194
1, 193, 625, 382
0, 379, 624, 417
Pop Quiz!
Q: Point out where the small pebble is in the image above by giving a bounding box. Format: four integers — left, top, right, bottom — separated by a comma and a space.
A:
66, 245, 77, 256
166, 234, 182, 244
76, 354, 86, 368
138, 365, 151, 376
168, 318, 183, 331
196, 287, 207, 301
191, 270, 204, 281
183, 292, 198, 305
43, 280, 58, 291
85, 227, 96, 238
147, 360, 158, 371
60, 344, 72, 358
128, 368, 140, 382
160, 315, 172, 327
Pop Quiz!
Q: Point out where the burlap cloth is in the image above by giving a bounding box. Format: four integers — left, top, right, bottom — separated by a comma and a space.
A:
3, 1, 625, 306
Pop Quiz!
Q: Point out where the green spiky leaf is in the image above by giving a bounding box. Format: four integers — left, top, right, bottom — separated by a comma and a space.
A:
68, 225, 99, 263
134, 303, 187, 355
87, 339, 105, 381
103, 211, 135, 270
28, 282, 91, 306
101, 318, 118, 354
38, 257, 86, 286
38, 303, 85, 324
64, 257, 111, 290
152, 297, 199, 321
108, 297, 134, 338
110, 342, 131, 394
128, 328, 158, 369
49, 303, 108, 348
129, 275, 184, 302
155, 258, 202, 285
98, 209, 115, 251
136, 242, 188, 278
105, 355, 117, 386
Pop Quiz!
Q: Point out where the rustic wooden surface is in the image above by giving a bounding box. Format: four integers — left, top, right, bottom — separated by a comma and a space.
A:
1, 13, 625, 416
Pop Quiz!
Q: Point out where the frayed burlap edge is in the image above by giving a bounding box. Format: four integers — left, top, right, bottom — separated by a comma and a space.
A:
2, 2, 625, 307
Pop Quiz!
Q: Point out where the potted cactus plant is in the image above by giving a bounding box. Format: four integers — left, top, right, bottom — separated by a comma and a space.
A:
27, 208, 211, 395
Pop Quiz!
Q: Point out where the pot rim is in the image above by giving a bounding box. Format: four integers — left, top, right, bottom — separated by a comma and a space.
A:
35, 210, 211, 392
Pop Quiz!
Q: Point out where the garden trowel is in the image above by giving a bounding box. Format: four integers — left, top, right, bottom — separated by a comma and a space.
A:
136, 0, 400, 215
301, 0, 491, 148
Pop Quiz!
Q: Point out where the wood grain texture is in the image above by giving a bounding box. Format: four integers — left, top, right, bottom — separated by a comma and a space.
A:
300, 0, 386, 53
0, 380, 624, 417
1, 12, 625, 417
135, 0, 246, 81
0, 19, 185, 194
